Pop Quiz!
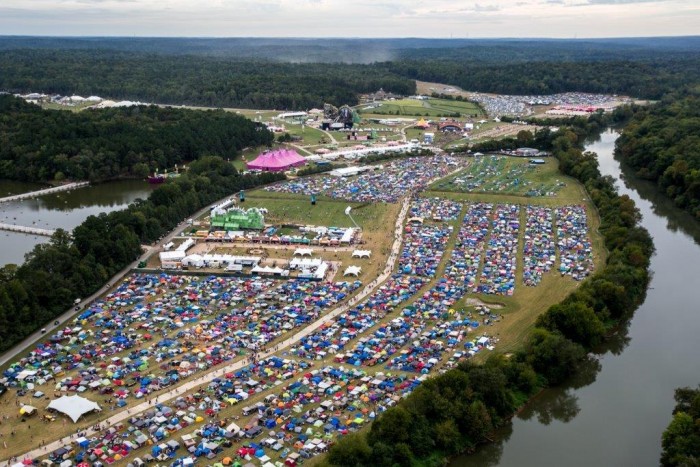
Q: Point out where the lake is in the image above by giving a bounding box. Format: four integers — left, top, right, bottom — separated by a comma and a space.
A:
0, 180, 154, 266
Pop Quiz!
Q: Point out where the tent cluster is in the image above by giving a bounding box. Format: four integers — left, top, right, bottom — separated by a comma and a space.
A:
47, 395, 101, 423
1, 274, 359, 407
291, 276, 428, 362
449, 155, 535, 194
399, 224, 452, 277
343, 266, 362, 277
409, 197, 463, 222
446, 203, 492, 289
265, 155, 466, 203
523, 205, 556, 286
246, 149, 306, 172
556, 205, 594, 280
478, 204, 520, 296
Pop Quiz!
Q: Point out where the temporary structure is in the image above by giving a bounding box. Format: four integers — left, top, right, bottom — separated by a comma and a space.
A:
351, 250, 371, 259
343, 266, 362, 277
47, 395, 101, 423
247, 149, 306, 172
293, 249, 313, 257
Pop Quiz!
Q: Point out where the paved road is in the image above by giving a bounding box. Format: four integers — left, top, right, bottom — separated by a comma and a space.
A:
4, 196, 412, 465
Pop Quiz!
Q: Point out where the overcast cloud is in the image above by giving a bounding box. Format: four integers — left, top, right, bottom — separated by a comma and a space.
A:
0, 0, 697, 37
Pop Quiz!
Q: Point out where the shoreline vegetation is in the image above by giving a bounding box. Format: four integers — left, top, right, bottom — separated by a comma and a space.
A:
321, 119, 654, 467
614, 91, 700, 221
661, 385, 700, 466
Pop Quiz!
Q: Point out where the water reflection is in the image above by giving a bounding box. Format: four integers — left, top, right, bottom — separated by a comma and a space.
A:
0, 180, 154, 266
615, 157, 700, 247
452, 129, 700, 467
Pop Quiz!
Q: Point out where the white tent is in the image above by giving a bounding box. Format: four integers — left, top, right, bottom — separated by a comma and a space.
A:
294, 248, 314, 257
344, 266, 362, 277
47, 395, 101, 423
352, 250, 371, 259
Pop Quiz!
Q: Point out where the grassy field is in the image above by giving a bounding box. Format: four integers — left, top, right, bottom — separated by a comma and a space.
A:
359, 98, 484, 118
430, 156, 566, 198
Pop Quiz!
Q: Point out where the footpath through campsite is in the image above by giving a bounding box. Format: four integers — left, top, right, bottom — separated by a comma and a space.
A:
5, 197, 413, 466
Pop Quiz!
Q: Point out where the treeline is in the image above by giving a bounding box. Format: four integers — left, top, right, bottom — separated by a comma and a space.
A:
615, 93, 700, 220
322, 123, 653, 467
380, 59, 700, 99
0, 50, 415, 109
0, 157, 284, 351
0, 94, 273, 183
2, 49, 698, 112
661, 385, 700, 466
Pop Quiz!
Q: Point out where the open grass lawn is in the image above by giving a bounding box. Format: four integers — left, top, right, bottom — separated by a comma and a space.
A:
430, 156, 569, 198
359, 98, 484, 118
280, 124, 329, 147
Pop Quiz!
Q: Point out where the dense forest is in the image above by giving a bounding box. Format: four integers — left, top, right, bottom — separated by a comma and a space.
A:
0, 157, 284, 351
1, 36, 698, 62
0, 50, 415, 109
1, 40, 699, 110
322, 120, 654, 467
661, 386, 700, 466
615, 92, 700, 220
380, 59, 700, 99
0, 95, 273, 182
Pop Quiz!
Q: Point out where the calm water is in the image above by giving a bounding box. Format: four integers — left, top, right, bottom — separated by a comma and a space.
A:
0, 180, 154, 266
454, 130, 700, 467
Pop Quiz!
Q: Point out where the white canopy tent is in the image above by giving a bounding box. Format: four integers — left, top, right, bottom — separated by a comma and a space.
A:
351, 250, 372, 259
47, 395, 102, 423
343, 266, 362, 277
294, 248, 314, 257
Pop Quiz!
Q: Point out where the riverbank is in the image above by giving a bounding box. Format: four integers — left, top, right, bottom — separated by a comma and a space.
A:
452, 129, 698, 466
322, 125, 654, 467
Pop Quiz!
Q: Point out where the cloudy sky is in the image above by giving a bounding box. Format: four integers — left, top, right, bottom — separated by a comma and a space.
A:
1, 0, 697, 37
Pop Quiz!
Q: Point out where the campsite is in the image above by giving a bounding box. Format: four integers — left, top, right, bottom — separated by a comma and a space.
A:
0, 143, 605, 467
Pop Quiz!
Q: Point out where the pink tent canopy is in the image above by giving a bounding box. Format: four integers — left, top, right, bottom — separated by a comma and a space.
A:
246, 149, 307, 172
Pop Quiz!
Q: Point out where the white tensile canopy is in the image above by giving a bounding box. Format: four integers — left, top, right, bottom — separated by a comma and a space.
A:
294, 248, 313, 257
47, 395, 102, 423
344, 266, 362, 277
351, 250, 371, 259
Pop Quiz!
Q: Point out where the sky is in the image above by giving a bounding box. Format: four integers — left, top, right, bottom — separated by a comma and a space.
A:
0, 0, 698, 38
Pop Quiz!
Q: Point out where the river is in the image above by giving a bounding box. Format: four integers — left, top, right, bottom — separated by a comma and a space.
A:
454, 129, 700, 466
0, 180, 154, 267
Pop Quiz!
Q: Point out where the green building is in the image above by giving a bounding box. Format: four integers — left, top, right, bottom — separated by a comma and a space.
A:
211, 208, 265, 231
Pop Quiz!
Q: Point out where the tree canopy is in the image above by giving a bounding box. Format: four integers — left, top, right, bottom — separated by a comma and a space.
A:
615, 92, 700, 220
661, 386, 700, 466
0, 95, 273, 182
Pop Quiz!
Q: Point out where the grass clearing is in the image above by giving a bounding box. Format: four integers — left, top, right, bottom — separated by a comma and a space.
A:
359, 98, 484, 118
431, 156, 566, 198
